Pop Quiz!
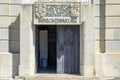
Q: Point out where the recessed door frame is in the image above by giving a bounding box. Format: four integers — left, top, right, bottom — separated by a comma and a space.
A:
35, 25, 81, 74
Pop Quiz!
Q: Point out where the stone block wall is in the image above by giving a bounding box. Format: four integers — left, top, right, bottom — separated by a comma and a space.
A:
94, 0, 120, 78
0, 0, 9, 52
0, 0, 20, 78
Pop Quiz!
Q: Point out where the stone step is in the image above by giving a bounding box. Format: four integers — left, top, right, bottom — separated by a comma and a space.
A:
23, 74, 115, 80
25, 77, 97, 80
25, 77, 115, 80
0, 78, 13, 80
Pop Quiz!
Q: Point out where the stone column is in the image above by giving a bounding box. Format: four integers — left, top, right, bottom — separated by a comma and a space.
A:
80, 4, 95, 76
19, 4, 36, 76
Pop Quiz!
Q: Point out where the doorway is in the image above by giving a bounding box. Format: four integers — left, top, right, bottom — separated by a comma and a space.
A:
35, 25, 57, 73
35, 25, 80, 74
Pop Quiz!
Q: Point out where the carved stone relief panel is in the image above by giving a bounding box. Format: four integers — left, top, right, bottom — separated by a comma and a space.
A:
34, 2, 81, 25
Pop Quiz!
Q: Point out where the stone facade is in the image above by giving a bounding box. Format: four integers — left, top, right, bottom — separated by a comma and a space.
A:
0, 0, 20, 78
0, 0, 120, 80
94, 0, 120, 77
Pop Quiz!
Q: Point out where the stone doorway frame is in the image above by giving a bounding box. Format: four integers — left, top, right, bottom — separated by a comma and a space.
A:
19, 3, 95, 77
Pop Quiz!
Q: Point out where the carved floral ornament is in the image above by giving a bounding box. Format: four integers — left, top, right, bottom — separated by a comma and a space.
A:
34, 2, 80, 24
35, 4, 46, 19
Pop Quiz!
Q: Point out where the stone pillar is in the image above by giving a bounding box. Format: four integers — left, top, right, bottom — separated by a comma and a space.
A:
80, 4, 95, 76
19, 4, 35, 76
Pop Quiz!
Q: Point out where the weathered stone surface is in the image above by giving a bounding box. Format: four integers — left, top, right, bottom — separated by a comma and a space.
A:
95, 29, 120, 40
9, 29, 20, 41
106, 5, 120, 16
9, 41, 20, 53
9, 5, 21, 16
0, 17, 9, 27
0, 41, 8, 52
0, 5, 9, 15
94, 17, 106, 29
9, 16, 20, 28
81, 4, 95, 76
24, 74, 119, 80
19, 4, 35, 76
94, 0, 120, 4
106, 0, 120, 4
0, 53, 19, 78
106, 41, 120, 52
94, 17, 100, 28
10, 0, 21, 4
96, 54, 120, 77
22, 0, 89, 4
93, 0, 99, 4
25, 75, 98, 80
95, 41, 100, 52
94, 5, 100, 16
0, 29, 8, 40
106, 17, 120, 28
106, 29, 120, 40
0, 0, 9, 3
95, 29, 99, 40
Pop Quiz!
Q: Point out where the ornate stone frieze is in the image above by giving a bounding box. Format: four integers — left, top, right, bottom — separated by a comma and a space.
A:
34, 2, 81, 24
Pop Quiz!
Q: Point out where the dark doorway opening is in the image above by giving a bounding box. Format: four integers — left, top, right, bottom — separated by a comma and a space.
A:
35, 25, 80, 74
35, 25, 57, 73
